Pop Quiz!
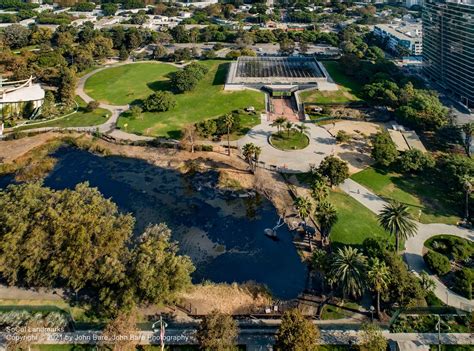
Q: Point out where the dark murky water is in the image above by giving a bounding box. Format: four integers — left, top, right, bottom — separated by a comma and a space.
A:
0, 147, 307, 299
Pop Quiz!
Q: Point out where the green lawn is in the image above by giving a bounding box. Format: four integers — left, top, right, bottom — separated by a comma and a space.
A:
320, 302, 360, 320
300, 61, 362, 105
328, 189, 389, 246
16, 97, 109, 131
84, 62, 179, 105
351, 167, 460, 225
229, 113, 261, 140
85, 60, 264, 138
270, 130, 309, 150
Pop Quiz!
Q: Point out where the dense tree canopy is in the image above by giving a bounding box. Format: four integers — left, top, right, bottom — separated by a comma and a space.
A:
196, 310, 238, 351
143, 91, 177, 112
371, 131, 398, 167
0, 183, 194, 317
275, 309, 320, 351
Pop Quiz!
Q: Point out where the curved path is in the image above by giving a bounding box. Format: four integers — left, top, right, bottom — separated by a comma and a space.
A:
340, 179, 474, 310
238, 120, 336, 173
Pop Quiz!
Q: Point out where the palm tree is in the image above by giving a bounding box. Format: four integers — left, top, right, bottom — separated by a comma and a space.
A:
271, 117, 286, 134
461, 122, 474, 158
312, 248, 329, 293
462, 176, 472, 221
253, 145, 261, 170
378, 201, 418, 253
294, 196, 312, 221
296, 122, 309, 135
330, 246, 367, 300
367, 258, 390, 318
242, 143, 255, 169
314, 201, 338, 246
310, 177, 329, 204
284, 121, 293, 138
224, 113, 235, 156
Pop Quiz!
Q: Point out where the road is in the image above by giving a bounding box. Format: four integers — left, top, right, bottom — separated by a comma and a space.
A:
340, 179, 474, 311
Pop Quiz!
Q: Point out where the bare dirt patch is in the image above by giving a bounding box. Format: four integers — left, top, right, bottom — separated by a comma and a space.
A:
0, 132, 63, 164
178, 282, 272, 315
323, 120, 384, 174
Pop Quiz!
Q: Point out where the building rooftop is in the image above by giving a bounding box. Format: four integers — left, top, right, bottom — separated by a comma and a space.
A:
376, 23, 422, 41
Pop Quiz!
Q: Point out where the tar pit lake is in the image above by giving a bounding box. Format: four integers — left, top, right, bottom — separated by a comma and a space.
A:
0, 147, 307, 299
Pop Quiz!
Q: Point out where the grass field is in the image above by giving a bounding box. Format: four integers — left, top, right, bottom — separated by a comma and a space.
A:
328, 189, 389, 246
270, 130, 309, 150
16, 97, 109, 131
84, 62, 178, 105
300, 61, 362, 105
351, 167, 460, 225
85, 60, 264, 138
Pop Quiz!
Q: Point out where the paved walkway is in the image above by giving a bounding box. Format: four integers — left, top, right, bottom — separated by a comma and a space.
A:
238, 120, 335, 173
339, 179, 474, 310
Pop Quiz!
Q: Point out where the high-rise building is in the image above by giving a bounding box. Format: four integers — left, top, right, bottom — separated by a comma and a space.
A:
422, 0, 474, 106
422, 0, 474, 107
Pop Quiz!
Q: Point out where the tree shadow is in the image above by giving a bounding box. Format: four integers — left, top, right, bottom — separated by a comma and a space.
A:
147, 79, 173, 92
167, 129, 182, 139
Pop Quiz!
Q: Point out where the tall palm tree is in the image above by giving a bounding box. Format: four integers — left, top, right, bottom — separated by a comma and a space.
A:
253, 145, 261, 170
242, 143, 255, 169
296, 122, 310, 135
294, 196, 312, 221
367, 258, 390, 318
330, 246, 367, 300
284, 121, 293, 138
224, 113, 235, 156
271, 117, 286, 134
314, 201, 338, 245
378, 201, 418, 252
310, 178, 329, 204
312, 248, 329, 293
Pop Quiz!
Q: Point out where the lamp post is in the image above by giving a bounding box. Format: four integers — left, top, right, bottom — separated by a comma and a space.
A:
436, 315, 441, 351
369, 305, 375, 322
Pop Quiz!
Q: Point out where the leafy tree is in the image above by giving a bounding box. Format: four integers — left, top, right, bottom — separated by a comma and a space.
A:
371, 131, 398, 167
384, 252, 425, 307
359, 323, 387, 351
58, 67, 77, 107
129, 105, 142, 120
399, 149, 435, 173
378, 201, 418, 252
119, 46, 129, 61
439, 154, 474, 191
101, 3, 118, 16
317, 156, 349, 187
85, 100, 100, 112
275, 309, 320, 351
170, 63, 209, 93
330, 246, 367, 299
196, 310, 238, 351
101, 310, 138, 351
181, 124, 198, 153
367, 258, 390, 318
453, 267, 473, 299
279, 38, 295, 55
131, 224, 194, 305
40, 91, 58, 118
396, 89, 449, 130
152, 44, 167, 60
314, 201, 338, 245
143, 91, 177, 112
362, 80, 399, 108
365, 46, 385, 62
3, 24, 30, 49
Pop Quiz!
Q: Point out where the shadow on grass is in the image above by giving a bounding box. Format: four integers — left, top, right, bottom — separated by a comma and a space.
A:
213, 62, 229, 86
147, 79, 173, 92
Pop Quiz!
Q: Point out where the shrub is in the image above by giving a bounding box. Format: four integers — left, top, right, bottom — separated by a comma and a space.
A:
424, 250, 451, 276
85, 101, 100, 112
336, 130, 351, 144
453, 268, 473, 300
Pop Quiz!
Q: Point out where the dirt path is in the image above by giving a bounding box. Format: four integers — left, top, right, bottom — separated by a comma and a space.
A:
0, 132, 62, 164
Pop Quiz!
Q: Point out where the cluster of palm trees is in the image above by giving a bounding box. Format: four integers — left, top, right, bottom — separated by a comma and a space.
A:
309, 200, 418, 318
271, 116, 309, 138
242, 142, 262, 172
294, 174, 338, 247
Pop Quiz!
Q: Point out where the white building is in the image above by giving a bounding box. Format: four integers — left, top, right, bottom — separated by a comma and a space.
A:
0, 77, 45, 126
374, 22, 423, 56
